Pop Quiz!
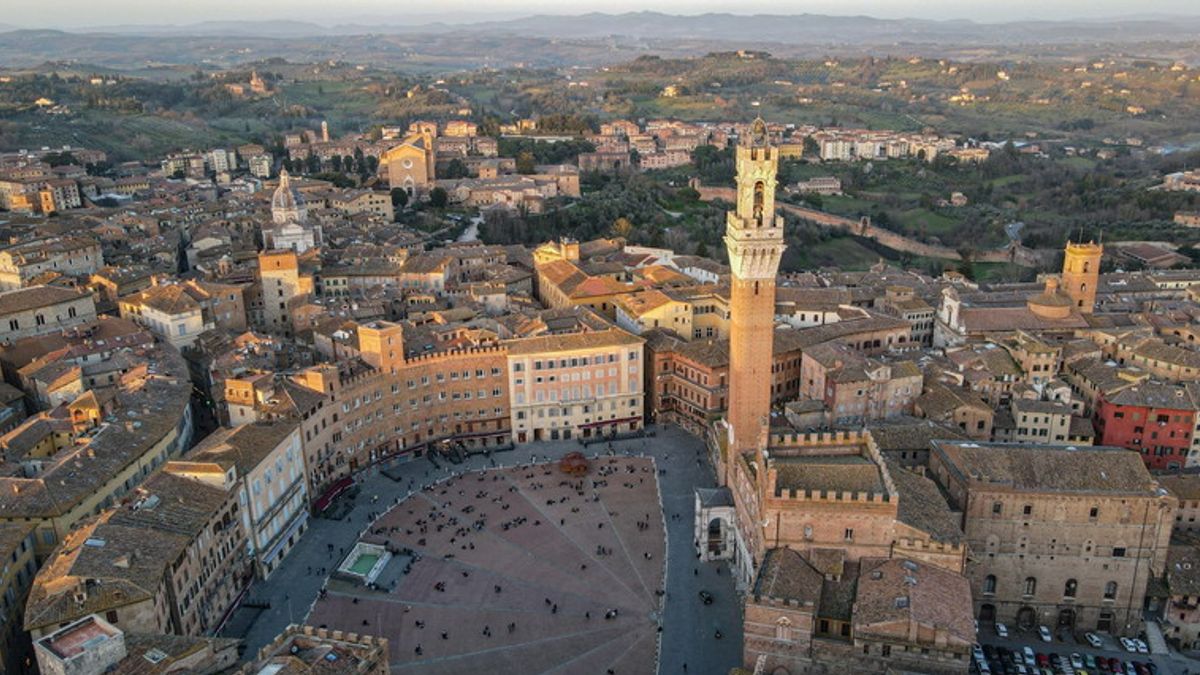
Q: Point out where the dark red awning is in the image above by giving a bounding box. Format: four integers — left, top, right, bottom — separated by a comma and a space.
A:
313, 476, 355, 513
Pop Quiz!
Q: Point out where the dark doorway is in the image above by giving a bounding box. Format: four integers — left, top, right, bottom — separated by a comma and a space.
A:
979, 604, 996, 623
1016, 606, 1037, 631
1057, 608, 1076, 632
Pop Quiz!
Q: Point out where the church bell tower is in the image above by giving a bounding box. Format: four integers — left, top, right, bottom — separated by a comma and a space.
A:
724, 119, 786, 461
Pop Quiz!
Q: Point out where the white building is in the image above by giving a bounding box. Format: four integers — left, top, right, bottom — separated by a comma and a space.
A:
264, 169, 321, 253
179, 422, 309, 580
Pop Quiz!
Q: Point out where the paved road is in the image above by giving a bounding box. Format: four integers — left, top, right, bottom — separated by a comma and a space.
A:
456, 215, 482, 243
222, 425, 742, 675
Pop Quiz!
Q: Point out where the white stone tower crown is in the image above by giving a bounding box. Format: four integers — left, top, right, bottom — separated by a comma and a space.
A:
724, 118, 786, 281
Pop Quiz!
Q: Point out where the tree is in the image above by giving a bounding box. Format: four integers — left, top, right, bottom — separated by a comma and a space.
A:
516, 151, 536, 175
311, 172, 356, 188
429, 187, 449, 209
665, 227, 690, 252
330, 155, 343, 173
802, 135, 820, 158
691, 145, 735, 185
444, 158, 470, 179
305, 154, 321, 174
611, 217, 634, 239
956, 245, 977, 265
390, 187, 409, 208
43, 151, 78, 167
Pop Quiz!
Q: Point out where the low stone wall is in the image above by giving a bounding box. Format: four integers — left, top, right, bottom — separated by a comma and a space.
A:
697, 186, 1049, 267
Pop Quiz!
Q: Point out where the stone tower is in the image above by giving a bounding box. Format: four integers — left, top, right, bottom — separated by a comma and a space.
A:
725, 118, 786, 459
1061, 239, 1102, 314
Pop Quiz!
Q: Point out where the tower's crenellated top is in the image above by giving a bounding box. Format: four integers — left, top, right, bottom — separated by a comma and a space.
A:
724, 118, 786, 281
1065, 239, 1103, 257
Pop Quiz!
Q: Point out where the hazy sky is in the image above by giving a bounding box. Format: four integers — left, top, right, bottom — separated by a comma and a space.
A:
7, 0, 1199, 28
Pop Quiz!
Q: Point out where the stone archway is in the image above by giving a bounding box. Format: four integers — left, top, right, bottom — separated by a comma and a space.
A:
1057, 608, 1077, 632
1016, 606, 1037, 631
979, 604, 996, 623
707, 517, 727, 556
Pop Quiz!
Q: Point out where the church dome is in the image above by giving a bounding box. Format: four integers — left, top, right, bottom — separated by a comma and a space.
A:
271, 169, 306, 224
1027, 277, 1072, 319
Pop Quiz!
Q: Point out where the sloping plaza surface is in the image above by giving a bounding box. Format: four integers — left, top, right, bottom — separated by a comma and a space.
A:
224, 426, 742, 675
308, 457, 665, 673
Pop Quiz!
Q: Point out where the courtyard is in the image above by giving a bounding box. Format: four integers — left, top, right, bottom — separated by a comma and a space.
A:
223, 425, 743, 675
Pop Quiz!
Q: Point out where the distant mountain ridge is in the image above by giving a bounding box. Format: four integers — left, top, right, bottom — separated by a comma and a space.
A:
2, 12, 1199, 72
32, 11, 1200, 44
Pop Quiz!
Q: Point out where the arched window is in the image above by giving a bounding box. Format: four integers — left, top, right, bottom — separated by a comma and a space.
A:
1064, 579, 1078, 598
753, 181, 765, 225
984, 575, 997, 595
1104, 581, 1118, 600
1024, 577, 1037, 596
1083, 261, 1090, 273
775, 616, 792, 641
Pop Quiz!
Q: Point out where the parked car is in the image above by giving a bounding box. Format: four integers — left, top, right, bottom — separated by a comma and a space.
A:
1036, 652, 1050, 668
1070, 653, 1085, 669
997, 622, 1010, 638
1039, 625, 1053, 642
1085, 633, 1104, 649
1119, 637, 1137, 653
1023, 646, 1036, 667
1108, 658, 1122, 672
1133, 639, 1148, 654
